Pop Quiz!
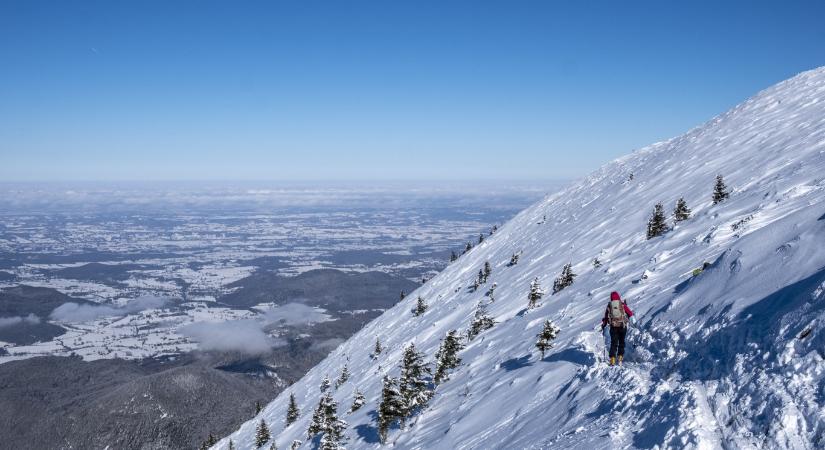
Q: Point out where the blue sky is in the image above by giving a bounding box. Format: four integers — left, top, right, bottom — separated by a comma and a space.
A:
1, 0, 824, 182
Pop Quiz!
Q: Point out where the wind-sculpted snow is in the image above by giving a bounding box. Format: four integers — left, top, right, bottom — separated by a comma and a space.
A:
219, 68, 825, 449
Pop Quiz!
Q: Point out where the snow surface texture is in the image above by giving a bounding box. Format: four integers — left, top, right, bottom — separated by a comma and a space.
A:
218, 68, 825, 449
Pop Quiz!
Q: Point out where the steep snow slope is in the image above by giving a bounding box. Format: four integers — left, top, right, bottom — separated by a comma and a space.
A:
218, 68, 825, 450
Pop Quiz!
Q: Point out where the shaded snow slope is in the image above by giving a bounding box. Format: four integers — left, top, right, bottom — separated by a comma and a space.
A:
218, 68, 825, 449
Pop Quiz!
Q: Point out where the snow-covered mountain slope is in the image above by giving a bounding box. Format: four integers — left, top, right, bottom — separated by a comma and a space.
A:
218, 68, 825, 449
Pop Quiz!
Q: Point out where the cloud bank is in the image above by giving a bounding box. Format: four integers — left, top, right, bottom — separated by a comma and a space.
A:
179, 320, 283, 355
0, 314, 41, 328
262, 303, 329, 326
50, 296, 169, 323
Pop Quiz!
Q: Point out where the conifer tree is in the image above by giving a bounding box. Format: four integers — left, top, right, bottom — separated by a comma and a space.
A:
377, 376, 404, 444
307, 397, 325, 438
413, 296, 428, 316
527, 277, 544, 309
286, 393, 300, 426
318, 392, 347, 450
450, 250, 458, 262
477, 269, 485, 284
399, 290, 406, 301
593, 257, 602, 269
486, 282, 497, 302
465, 242, 473, 253
483, 261, 492, 282
255, 419, 271, 448
552, 263, 576, 294
269, 442, 278, 450
713, 175, 730, 204
646, 202, 668, 239
320, 375, 331, 393
256, 401, 263, 415
434, 330, 464, 384
508, 252, 520, 266
335, 364, 350, 388
398, 343, 432, 418
289, 441, 302, 450
535, 319, 560, 359
349, 389, 366, 413
372, 337, 383, 358
229, 440, 236, 450
200, 433, 217, 450
673, 197, 691, 223
467, 301, 495, 340
478, 233, 484, 244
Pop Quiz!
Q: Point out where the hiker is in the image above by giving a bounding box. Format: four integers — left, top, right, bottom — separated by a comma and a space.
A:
600, 291, 634, 366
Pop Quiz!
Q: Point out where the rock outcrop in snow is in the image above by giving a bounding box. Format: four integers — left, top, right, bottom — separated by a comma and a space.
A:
218, 67, 825, 449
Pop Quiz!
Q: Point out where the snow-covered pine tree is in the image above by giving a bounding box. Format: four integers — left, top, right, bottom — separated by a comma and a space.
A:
478, 233, 484, 244
646, 202, 668, 239
205, 433, 217, 447
673, 197, 691, 222
471, 276, 480, 292
486, 282, 497, 302
508, 252, 520, 266
229, 440, 236, 450
535, 319, 560, 359
477, 269, 485, 285
255, 401, 263, 414
450, 250, 458, 262
349, 389, 365, 413
713, 174, 730, 204
318, 392, 347, 450
320, 375, 331, 393
286, 393, 300, 426
465, 242, 473, 253
269, 442, 278, 450
434, 330, 464, 384
552, 263, 576, 294
467, 301, 495, 340
399, 290, 406, 301
307, 396, 325, 438
593, 257, 602, 269
483, 261, 492, 282
289, 440, 302, 450
372, 337, 383, 358
398, 343, 432, 418
335, 364, 350, 388
377, 376, 404, 444
255, 419, 271, 448
413, 296, 428, 316
527, 277, 545, 309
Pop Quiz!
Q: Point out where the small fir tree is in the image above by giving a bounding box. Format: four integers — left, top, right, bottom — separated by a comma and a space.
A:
229, 440, 236, 450
508, 252, 520, 266
593, 257, 602, 269
320, 375, 331, 393
434, 330, 464, 384
478, 233, 484, 244
349, 389, 365, 413
413, 296, 428, 316
255, 401, 263, 415
552, 263, 576, 294
286, 393, 300, 426
465, 242, 473, 253
399, 290, 406, 301
486, 282, 497, 302
477, 269, 485, 285
535, 319, 560, 359
467, 301, 495, 340
255, 419, 271, 448
450, 250, 458, 262
646, 203, 668, 239
673, 197, 691, 223
307, 397, 325, 438
377, 376, 404, 444
269, 443, 278, 450
527, 277, 545, 309
372, 337, 383, 358
335, 364, 350, 388
398, 343, 432, 418
289, 441, 302, 450
318, 392, 347, 450
483, 261, 492, 282
713, 175, 730, 204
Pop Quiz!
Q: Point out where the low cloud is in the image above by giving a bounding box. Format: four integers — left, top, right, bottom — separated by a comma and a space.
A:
310, 338, 345, 352
262, 302, 329, 326
179, 320, 282, 355
0, 314, 41, 328
50, 296, 169, 323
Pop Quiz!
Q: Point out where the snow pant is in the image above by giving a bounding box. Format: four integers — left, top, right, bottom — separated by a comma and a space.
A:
609, 325, 627, 358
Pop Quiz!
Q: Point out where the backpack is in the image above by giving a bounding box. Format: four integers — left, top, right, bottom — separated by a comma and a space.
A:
609, 299, 627, 327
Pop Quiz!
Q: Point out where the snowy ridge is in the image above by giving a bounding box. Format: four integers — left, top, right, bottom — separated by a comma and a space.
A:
218, 67, 825, 449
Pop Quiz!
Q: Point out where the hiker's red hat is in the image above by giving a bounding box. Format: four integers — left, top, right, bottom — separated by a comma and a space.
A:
610, 291, 621, 301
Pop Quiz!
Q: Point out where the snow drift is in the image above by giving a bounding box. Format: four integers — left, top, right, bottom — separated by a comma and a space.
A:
218, 67, 825, 449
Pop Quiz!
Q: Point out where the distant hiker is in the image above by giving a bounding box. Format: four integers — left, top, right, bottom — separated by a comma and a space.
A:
600, 291, 634, 366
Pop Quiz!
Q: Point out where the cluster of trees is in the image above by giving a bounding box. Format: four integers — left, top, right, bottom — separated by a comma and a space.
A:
647, 175, 730, 240
450, 226, 499, 263
552, 263, 576, 294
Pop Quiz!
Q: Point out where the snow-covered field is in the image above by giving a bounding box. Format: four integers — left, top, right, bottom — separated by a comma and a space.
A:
219, 68, 825, 449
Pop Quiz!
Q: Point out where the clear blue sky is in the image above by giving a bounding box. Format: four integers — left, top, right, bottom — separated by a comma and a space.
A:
2, 0, 824, 182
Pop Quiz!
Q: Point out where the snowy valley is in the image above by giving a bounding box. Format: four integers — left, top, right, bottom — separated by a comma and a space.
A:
219, 67, 825, 449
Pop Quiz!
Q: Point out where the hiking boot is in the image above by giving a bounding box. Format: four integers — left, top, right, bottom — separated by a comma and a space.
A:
609, 357, 615, 366
618, 355, 623, 365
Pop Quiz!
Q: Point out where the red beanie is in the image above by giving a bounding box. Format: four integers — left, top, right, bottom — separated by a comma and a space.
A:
610, 291, 621, 301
